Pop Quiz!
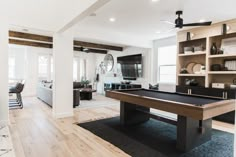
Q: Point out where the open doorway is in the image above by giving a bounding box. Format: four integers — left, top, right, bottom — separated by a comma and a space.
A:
8, 44, 53, 109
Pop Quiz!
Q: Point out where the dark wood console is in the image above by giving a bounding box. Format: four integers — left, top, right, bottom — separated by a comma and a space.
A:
176, 85, 236, 124
104, 83, 141, 91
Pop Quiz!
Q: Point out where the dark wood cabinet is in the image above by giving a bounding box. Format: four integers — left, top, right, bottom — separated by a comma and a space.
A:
191, 87, 225, 98
104, 83, 142, 91
176, 85, 236, 99
176, 86, 190, 94
176, 85, 236, 124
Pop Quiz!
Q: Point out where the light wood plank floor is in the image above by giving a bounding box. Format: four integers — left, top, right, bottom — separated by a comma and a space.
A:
9, 95, 235, 157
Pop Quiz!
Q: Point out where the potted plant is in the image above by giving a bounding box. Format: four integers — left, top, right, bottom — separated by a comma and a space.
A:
81, 79, 91, 88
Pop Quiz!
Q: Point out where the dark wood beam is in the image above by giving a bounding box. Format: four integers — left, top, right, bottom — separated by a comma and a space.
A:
74, 47, 107, 54
88, 48, 107, 54
9, 31, 53, 42
9, 39, 53, 49
74, 40, 123, 51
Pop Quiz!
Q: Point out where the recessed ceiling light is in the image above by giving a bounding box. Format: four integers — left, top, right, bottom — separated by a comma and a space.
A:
90, 13, 96, 17
199, 19, 206, 23
152, 0, 160, 2
155, 31, 161, 34
22, 28, 28, 32
109, 18, 116, 22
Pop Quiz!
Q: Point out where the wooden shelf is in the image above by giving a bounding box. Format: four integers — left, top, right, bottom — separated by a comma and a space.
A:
208, 71, 236, 74
179, 38, 207, 44
208, 54, 236, 58
178, 74, 206, 77
177, 19, 236, 87
178, 52, 206, 57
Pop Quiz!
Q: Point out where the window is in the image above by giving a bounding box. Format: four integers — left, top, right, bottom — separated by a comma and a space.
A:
50, 57, 53, 79
73, 58, 87, 81
8, 46, 26, 81
79, 59, 86, 81
73, 59, 78, 81
38, 54, 53, 80
38, 55, 49, 79
8, 56, 15, 79
158, 45, 177, 83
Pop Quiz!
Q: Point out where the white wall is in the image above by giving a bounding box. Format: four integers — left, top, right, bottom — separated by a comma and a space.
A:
0, 19, 9, 125
95, 46, 152, 94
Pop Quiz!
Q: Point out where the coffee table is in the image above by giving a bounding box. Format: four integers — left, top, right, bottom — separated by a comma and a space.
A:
80, 88, 96, 100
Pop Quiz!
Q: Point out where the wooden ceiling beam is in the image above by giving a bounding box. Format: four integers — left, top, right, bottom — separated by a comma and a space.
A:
74, 40, 123, 51
74, 47, 107, 54
9, 31, 53, 42
88, 48, 108, 54
9, 39, 53, 49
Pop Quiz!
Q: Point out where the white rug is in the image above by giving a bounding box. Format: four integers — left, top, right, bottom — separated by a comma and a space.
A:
77, 94, 177, 120
0, 126, 15, 157
78, 93, 119, 109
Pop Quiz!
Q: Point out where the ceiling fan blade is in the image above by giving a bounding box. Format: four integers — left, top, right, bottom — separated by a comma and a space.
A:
164, 27, 177, 33
182, 21, 212, 27
160, 20, 175, 25
157, 27, 177, 34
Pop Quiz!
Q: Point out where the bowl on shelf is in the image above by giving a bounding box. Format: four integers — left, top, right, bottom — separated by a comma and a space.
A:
193, 46, 204, 52
180, 68, 188, 74
184, 78, 199, 86
190, 79, 199, 86
211, 64, 221, 71
184, 47, 193, 54
230, 84, 236, 89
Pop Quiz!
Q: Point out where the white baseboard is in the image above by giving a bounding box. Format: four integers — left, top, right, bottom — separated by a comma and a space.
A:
53, 112, 74, 119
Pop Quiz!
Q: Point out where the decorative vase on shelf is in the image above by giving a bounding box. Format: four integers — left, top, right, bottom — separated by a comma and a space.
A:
210, 43, 217, 55
186, 32, 191, 41
222, 24, 227, 35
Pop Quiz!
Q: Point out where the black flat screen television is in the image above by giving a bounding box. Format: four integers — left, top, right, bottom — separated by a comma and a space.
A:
117, 54, 142, 80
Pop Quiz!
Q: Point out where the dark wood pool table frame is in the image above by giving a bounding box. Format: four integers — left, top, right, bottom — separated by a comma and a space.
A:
106, 89, 235, 152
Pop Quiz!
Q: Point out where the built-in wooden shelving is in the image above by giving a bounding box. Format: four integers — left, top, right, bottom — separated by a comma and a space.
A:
177, 19, 236, 88
208, 54, 236, 58
178, 74, 206, 77
178, 52, 206, 57
208, 71, 236, 74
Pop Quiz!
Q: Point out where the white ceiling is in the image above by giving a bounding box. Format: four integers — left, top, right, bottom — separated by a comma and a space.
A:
2, 0, 236, 48
75, 0, 236, 48
1, 0, 98, 35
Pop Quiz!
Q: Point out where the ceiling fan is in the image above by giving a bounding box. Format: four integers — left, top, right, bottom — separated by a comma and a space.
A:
159, 10, 212, 33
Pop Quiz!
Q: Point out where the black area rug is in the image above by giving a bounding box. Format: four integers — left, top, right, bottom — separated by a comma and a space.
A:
78, 117, 234, 157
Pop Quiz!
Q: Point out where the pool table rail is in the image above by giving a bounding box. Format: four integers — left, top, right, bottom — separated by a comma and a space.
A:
106, 89, 235, 120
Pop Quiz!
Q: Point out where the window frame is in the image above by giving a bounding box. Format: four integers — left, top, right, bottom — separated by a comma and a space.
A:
157, 45, 177, 84
158, 64, 176, 84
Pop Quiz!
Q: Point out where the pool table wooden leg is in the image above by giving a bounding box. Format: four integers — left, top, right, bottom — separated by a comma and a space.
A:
120, 102, 150, 126
177, 115, 212, 152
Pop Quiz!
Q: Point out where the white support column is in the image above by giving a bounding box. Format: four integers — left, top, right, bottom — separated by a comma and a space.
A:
149, 43, 155, 84
52, 31, 74, 118
0, 19, 9, 126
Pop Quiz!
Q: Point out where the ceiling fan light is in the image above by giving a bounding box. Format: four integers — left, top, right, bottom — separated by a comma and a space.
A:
191, 33, 195, 38
199, 19, 206, 23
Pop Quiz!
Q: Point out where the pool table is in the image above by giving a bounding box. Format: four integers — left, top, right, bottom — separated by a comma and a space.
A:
106, 89, 235, 152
